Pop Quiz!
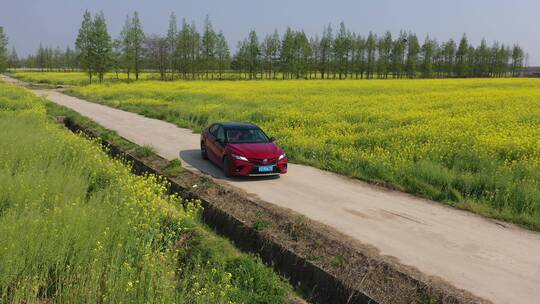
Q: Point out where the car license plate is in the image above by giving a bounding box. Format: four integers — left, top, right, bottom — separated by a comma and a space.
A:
258, 165, 274, 172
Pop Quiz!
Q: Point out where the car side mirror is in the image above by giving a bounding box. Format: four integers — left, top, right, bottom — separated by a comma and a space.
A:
269, 137, 276, 142
216, 138, 224, 145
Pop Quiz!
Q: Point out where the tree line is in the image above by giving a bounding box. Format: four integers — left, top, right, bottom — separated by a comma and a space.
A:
5, 12, 528, 81
233, 23, 527, 79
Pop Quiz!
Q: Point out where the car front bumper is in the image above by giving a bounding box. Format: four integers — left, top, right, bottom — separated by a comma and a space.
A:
229, 157, 288, 177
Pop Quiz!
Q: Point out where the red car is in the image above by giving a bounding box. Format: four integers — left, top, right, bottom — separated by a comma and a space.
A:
200, 122, 288, 177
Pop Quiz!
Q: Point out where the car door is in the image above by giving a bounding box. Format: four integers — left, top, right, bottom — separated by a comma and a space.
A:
211, 126, 226, 165
205, 124, 219, 163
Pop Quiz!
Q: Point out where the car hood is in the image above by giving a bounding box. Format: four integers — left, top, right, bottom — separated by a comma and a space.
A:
227, 142, 282, 158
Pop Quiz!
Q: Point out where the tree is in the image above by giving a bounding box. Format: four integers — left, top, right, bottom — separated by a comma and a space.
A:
309, 35, 321, 79
8, 47, 19, 71
232, 40, 246, 78
130, 12, 145, 80
432, 39, 443, 77
36, 44, 46, 71
246, 30, 260, 79
294, 30, 311, 79
261, 30, 280, 79
405, 33, 420, 78
176, 19, 191, 78
351, 34, 366, 79
144, 34, 168, 80
333, 22, 351, 79
441, 39, 456, 77
52, 46, 63, 71
455, 34, 469, 77
421, 36, 435, 78
280, 28, 295, 79
500, 45, 510, 78
117, 12, 145, 80
365, 32, 377, 79
111, 39, 123, 78
476, 38, 490, 77
44, 47, 52, 71
377, 31, 393, 78
188, 21, 201, 79
0, 27, 9, 72
492, 43, 511, 77
64, 46, 77, 71
319, 24, 333, 79
215, 31, 230, 79
166, 12, 178, 79
175, 20, 200, 79
511, 44, 524, 77
391, 31, 407, 78
201, 15, 217, 79
75, 10, 95, 83
118, 15, 134, 79
467, 45, 476, 76
269, 30, 281, 79
92, 11, 112, 83
485, 41, 500, 77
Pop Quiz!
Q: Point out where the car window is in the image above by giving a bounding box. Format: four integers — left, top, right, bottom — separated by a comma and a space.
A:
226, 128, 269, 144
217, 126, 226, 142
209, 124, 219, 136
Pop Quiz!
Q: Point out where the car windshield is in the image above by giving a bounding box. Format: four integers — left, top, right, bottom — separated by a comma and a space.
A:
226, 128, 270, 144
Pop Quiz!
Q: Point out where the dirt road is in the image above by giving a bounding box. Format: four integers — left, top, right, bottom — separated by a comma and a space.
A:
3, 75, 540, 304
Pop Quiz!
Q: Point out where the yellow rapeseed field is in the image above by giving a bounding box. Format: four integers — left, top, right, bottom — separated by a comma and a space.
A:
72, 78, 540, 228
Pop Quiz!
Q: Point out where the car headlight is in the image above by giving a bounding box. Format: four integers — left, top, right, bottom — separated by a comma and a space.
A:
231, 154, 248, 162
278, 154, 286, 161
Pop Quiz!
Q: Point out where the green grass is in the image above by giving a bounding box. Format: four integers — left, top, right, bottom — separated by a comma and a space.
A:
0, 81, 293, 303
68, 78, 540, 230
9, 71, 161, 86
164, 159, 184, 176
135, 144, 158, 158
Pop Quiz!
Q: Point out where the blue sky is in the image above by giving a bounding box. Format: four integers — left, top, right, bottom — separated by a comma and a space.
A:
1, 0, 539, 64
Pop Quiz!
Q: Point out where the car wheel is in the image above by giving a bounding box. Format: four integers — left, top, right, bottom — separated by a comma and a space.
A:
223, 156, 232, 178
201, 142, 208, 160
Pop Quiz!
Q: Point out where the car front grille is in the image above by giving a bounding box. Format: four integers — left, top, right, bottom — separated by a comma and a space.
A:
248, 157, 277, 166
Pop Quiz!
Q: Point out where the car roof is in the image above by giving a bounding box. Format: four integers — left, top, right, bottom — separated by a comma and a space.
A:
217, 122, 258, 129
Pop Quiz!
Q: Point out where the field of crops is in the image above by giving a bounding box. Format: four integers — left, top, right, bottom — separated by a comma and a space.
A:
9, 71, 160, 86
0, 81, 291, 303
68, 78, 540, 228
